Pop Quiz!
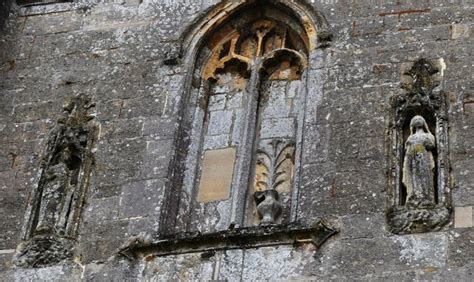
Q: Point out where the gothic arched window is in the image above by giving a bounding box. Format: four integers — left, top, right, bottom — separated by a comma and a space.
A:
161, 1, 329, 235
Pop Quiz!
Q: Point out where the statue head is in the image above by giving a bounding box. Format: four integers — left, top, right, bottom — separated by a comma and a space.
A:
409, 115, 430, 134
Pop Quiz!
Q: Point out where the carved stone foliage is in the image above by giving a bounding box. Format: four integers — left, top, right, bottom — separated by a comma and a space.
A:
254, 139, 294, 224
255, 140, 295, 193
387, 59, 451, 234
15, 95, 97, 268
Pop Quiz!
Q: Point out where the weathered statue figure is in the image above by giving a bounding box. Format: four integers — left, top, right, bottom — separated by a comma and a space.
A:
387, 59, 451, 235
402, 115, 436, 207
35, 148, 75, 235
15, 95, 96, 268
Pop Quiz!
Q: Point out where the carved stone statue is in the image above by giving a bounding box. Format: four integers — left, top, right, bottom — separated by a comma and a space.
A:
15, 95, 96, 268
35, 158, 69, 235
387, 58, 451, 235
402, 115, 436, 207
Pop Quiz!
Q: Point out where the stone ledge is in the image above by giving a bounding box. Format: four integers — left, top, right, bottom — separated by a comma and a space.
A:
118, 221, 338, 259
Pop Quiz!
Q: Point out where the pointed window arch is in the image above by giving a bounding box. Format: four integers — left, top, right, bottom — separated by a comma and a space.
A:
160, 0, 330, 235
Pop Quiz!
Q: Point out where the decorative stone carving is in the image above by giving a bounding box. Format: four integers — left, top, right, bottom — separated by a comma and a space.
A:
402, 115, 436, 207
202, 18, 307, 81
387, 205, 451, 234
387, 59, 451, 234
14, 236, 74, 268
254, 139, 294, 224
316, 29, 333, 48
254, 190, 282, 225
15, 94, 97, 268
254, 139, 295, 193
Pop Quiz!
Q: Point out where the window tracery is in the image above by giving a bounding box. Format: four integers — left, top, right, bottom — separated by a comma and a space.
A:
160, 1, 328, 236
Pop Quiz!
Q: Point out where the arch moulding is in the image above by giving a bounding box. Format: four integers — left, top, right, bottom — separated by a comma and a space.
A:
160, 0, 333, 236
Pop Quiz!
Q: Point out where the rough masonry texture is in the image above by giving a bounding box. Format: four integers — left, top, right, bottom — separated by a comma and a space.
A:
0, 0, 473, 280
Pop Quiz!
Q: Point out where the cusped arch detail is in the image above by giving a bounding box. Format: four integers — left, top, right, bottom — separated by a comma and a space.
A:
179, 0, 332, 65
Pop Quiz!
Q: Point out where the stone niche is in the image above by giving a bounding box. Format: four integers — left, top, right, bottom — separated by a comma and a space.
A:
159, 0, 331, 236
14, 95, 97, 268
386, 58, 452, 234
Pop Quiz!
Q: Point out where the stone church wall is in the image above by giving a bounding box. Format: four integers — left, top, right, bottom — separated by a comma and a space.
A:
0, 0, 472, 280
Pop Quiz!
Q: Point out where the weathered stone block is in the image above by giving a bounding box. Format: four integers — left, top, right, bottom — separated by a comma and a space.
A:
141, 116, 176, 139
84, 196, 121, 224
119, 179, 164, 219
451, 24, 471, 39
0, 251, 14, 272
339, 213, 388, 240
241, 245, 317, 280
454, 206, 473, 228
208, 94, 226, 111
207, 110, 233, 136
203, 134, 228, 150
226, 92, 243, 109
259, 118, 295, 139
78, 220, 129, 263
22, 11, 83, 36
217, 250, 243, 281
142, 252, 215, 280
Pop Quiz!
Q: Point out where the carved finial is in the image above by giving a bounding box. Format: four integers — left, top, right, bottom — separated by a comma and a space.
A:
317, 29, 333, 48
405, 58, 439, 97
254, 190, 282, 225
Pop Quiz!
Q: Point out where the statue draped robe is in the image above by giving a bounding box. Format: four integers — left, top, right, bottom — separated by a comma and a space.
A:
402, 116, 436, 206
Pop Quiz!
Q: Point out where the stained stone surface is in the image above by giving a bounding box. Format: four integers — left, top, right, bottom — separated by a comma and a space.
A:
0, 0, 473, 280
197, 148, 235, 203
454, 206, 473, 228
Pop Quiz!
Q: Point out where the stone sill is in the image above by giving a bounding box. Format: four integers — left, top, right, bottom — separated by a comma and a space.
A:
119, 221, 338, 259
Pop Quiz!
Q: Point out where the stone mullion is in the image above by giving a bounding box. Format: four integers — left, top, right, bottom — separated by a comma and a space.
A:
229, 61, 262, 227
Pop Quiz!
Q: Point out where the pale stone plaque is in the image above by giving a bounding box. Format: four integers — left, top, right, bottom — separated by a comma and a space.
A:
197, 147, 236, 203
454, 206, 473, 228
